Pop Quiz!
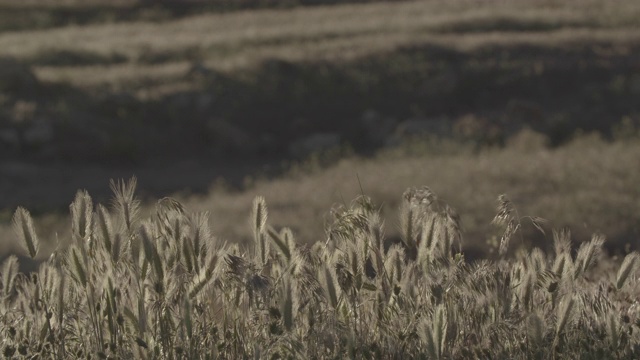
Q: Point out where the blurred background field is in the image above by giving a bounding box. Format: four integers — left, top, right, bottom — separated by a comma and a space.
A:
0, 0, 639, 264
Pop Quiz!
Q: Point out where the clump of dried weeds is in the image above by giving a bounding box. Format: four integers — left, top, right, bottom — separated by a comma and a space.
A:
1, 178, 638, 359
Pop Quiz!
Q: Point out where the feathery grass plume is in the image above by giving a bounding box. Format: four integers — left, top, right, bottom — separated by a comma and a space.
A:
155, 198, 185, 251
401, 187, 435, 250
354, 230, 370, 281
376, 246, 394, 300
326, 201, 370, 246
444, 204, 463, 254
537, 268, 558, 295
103, 274, 118, 347
70, 190, 93, 245
188, 255, 220, 300
432, 216, 449, 259
402, 186, 462, 260
182, 233, 195, 273
385, 245, 406, 285
574, 233, 605, 279
319, 263, 341, 309
10, 171, 640, 357
268, 227, 291, 262
95, 204, 114, 254
110, 232, 123, 265
499, 220, 519, 257
56, 267, 66, 347
367, 211, 385, 253
287, 252, 307, 282
69, 246, 88, 287
615, 252, 639, 290
12, 207, 39, 259
187, 242, 225, 301
399, 261, 419, 301
400, 188, 423, 249
281, 227, 296, 258
369, 239, 385, 282
420, 304, 447, 360
399, 204, 417, 253
552, 252, 572, 278
1, 255, 19, 299
110, 177, 140, 233
39, 262, 60, 299
418, 212, 437, 261
551, 253, 571, 277
172, 210, 186, 249
433, 304, 448, 359
140, 223, 164, 284
129, 228, 142, 273
606, 311, 620, 349
337, 248, 356, 293
554, 296, 575, 341
529, 248, 547, 273
553, 228, 572, 257
189, 211, 211, 262
518, 268, 536, 311
204, 241, 225, 278
251, 196, 269, 266
157, 196, 186, 215
529, 216, 548, 236
280, 277, 298, 332
550, 253, 573, 308
492, 194, 520, 256
493, 194, 516, 226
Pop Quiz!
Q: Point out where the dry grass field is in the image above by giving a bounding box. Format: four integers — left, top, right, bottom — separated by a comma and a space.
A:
1, 1, 640, 356
2, 0, 639, 161
1, 0, 639, 93
185, 132, 640, 257
2, 131, 639, 263
1, 138, 640, 358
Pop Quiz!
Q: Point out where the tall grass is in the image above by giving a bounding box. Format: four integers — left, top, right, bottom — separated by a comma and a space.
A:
0, 177, 638, 358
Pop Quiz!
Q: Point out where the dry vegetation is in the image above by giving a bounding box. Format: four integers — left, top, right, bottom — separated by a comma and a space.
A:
1, 1, 639, 356
1, 0, 639, 92
2, 0, 638, 162
1, 169, 640, 359
2, 131, 640, 262
177, 131, 640, 259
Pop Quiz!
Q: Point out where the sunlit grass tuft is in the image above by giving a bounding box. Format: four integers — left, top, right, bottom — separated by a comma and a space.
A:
0, 172, 638, 358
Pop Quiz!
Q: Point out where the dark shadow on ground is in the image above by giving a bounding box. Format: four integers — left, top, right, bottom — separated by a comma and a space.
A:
139, 40, 639, 157
1, 39, 639, 209
0, 0, 412, 33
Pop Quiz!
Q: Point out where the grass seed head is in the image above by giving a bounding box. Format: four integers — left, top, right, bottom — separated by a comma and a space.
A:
70, 190, 93, 245
574, 233, 605, 279
616, 252, 639, 290
1, 256, 19, 299
95, 204, 114, 254
110, 177, 140, 233
12, 207, 40, 259
553, 228, 572, 257
251, 196, 269, 266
